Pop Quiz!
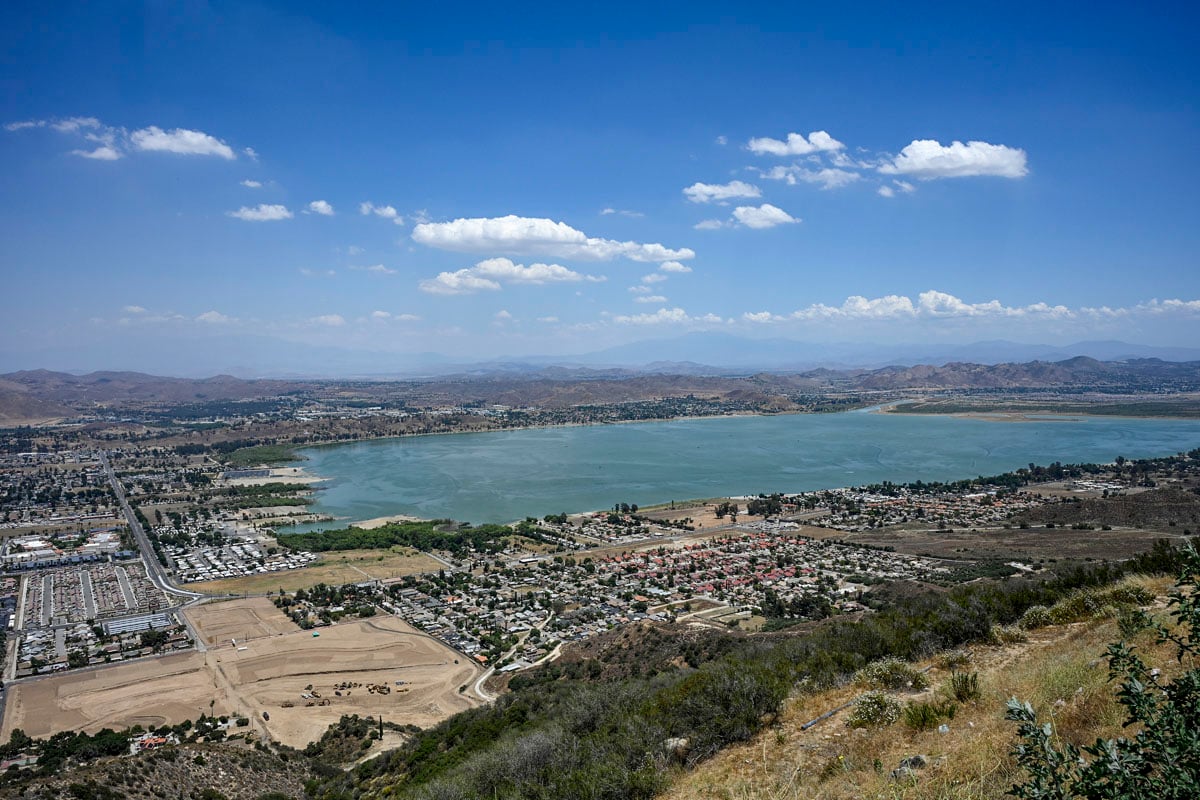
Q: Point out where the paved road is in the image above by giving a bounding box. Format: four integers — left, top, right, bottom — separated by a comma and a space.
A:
99, 451, 202, 600
79, 570, 96, 619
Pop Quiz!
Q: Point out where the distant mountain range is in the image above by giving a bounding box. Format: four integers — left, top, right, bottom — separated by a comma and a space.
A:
4, 331, 1199, 379
3, 355, 1199, 424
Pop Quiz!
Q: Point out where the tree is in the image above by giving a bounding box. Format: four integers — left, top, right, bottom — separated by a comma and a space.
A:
1006, 546, 1200, 799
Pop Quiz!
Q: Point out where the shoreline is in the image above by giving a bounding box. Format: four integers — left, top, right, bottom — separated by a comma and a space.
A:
265, 408, 1200, 533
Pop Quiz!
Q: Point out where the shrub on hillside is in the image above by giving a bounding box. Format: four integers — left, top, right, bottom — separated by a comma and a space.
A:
847, 691, 901, 729
1007, 546, 1200, 799
853, 657, 929, 691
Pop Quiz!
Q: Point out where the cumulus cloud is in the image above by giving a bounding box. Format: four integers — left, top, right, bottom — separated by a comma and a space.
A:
641, 273, 668, 284
732, 204, 800, 229
412, 215, 694, 263
693, 219, 727, 230
879, 139, 1028, 179
307, 200, 335, 216
634, 295, 668, 304
311, 314, 346, 327
129, 126, 236, 159
747, 130, 845, 156
241, 179, 262, 188
613, 307, 725, 325
494, 310, 513, 321
659, 261, 692, 273
371, 310, 421, 321
780, 291, 1072, 322
8, 117, 245, 163
758, 166, 859, 190
419, 257, 604, 295
196, 310, 234, 324
360, 202, 403, 223
72, 145, 121, 161
878, 185, 895, 198
227, 204, 292, 222
683, 180, 762, 204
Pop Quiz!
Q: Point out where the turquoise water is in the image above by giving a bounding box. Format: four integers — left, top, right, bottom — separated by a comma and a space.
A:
289, 411, 1200, 527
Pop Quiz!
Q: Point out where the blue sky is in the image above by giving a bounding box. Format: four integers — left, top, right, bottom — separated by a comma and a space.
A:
2, 1, 1199, 372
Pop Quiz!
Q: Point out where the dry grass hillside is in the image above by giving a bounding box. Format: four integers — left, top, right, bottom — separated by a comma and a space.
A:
662, 575, 1178, 800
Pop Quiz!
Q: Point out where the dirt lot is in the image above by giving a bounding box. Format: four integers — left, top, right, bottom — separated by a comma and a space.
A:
185, 597, 297, 647
803, 523, 1192, 562
2, 600, 482, 749
183, 548, 444, 595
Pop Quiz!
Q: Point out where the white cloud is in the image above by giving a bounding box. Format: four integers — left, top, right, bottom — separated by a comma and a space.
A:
628, 285, 652, 294
371, 310, 421, 321
130, 126, 236, 159
877, 185, 895, 198
600, 207, 645, 217
412, 215, 694, 263
731, 204, 800, 229
895, 180, 915, 193
759, 166, 859, 190
360, 202, 403, 224
693, 219, 727, 230
747, 130, 845, 156
351, 264, 396, 275
641, 273, 668, 284
122, 305, 147, 314
196, 310, 233, 324
715, 135, 728, 146
4, 120, 46, 131
241, 179, 262, 188
537, 316, 559, 323
683, 180, 761, 204
634, 295, 668, 304
780, 291, 1075, 323
879, 139, 1028, 179
347, 245, 365, 255
311, 314, 346, 327
418, 272, 501, 295
71, 145, 121, 161
743, 311, 783, 323
420, 257, 604, 295
307, 200, 335, 216
494, 310, 513, 321
659, 261, 692, 273
243, 147, 258, 160
227, 204, 292, 222
51, 117, 101, 133
612, 307, 727, 326
299, 267, 336, 277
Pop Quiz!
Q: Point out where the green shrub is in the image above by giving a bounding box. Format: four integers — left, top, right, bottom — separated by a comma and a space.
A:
847, 691, 901, 728
935, 649, 971, 670
949, 670, 981, 703
1007, 546, 1200, 800
989, 624, 1028, 644
1018, 605, 1052, 629
853, 657, 929, 691
902, 701, 941, 731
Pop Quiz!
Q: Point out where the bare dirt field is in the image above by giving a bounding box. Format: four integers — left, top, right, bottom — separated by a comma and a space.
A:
1, 652, 234, 740
185, 597, 297, 646
183, 548, 443, 595
3, 600, 482, 749
803, 523, 1191, 562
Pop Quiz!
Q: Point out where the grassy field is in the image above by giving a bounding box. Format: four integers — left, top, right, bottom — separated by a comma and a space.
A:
184, 547, 443, 594
222, 444, 299, 467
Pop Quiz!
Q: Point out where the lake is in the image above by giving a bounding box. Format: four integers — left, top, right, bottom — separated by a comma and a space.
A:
289, 411, 1200, 527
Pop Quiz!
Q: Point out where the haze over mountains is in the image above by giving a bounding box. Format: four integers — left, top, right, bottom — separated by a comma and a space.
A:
2, 332, 1199, 381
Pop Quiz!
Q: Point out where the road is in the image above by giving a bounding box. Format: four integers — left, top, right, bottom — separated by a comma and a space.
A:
99, 451, 203, 600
